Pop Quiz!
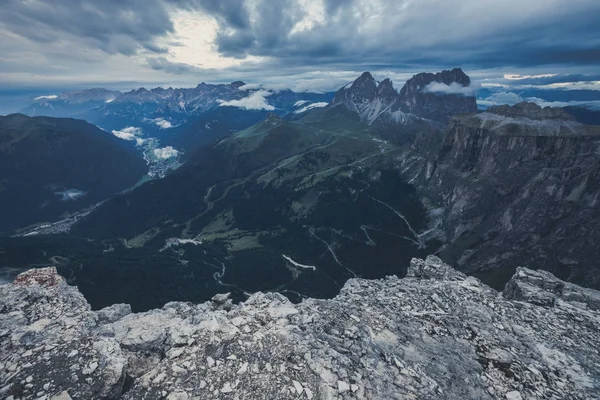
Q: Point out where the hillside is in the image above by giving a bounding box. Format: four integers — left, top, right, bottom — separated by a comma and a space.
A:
0, 114, 147, 232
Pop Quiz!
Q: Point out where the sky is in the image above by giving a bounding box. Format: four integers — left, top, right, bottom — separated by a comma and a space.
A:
1, 0, 600, 95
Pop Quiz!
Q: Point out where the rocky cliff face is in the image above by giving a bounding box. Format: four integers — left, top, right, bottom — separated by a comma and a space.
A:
397, 68, 477, 123
400, 102, 600, 288
2, 256, 599, 400
331, 68, 477, 126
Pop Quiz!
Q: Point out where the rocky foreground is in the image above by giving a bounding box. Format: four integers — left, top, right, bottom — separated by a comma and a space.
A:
1, 256, 599, 400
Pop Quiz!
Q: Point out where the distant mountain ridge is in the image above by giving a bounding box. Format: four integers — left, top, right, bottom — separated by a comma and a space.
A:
20, 83, 333, 155
22, 88, 121, 118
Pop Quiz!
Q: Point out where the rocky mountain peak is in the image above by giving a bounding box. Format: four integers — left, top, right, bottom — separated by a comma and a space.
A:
376, 78, 397, 100
488, 102, 576, 121
343, 71, 377, 100
331, 71, 381, 119
397, 68, 477, 123
1, 257, 599, 399
330, 68, 477, 125
231, 81, 247, 89
399, 68, 471, 97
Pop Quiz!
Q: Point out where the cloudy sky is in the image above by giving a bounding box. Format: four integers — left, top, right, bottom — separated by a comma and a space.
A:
1, 0, 600, 94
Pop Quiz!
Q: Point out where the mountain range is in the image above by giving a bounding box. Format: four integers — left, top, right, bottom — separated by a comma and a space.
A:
20, 83, 333, 157
1, 68, 599, 312
330, 68, 477, 126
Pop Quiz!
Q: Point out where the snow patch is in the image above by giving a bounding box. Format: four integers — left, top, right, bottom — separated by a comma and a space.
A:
294, 100, 309, 107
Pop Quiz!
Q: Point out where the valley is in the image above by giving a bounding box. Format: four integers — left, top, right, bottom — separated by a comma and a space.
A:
1, 69, 599, 314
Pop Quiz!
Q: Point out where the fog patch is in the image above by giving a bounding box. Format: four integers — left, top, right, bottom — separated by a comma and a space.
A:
55, 189, 86, 201
153, 146, 179, 159
112, 126, 146, 146
147, 117, 175, 129
294, 102, 328, 114
34, 95, 58, 101
423, 82, 476, 96
218, 90, 275, 111
477, 92, 523, 108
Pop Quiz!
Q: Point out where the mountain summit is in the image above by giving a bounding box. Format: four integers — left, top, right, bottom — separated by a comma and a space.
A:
331, 68, 477, 125
398, 68, 477, 122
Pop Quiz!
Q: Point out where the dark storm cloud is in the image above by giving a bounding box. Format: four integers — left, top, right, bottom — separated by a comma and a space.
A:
147, 57, 203, 74
174, 0, 250, 30
1, 0, 600, 88
196, 0, 600, 69
0, 0, 175, 55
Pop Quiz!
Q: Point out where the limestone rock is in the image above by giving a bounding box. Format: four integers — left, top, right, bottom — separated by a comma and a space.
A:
2, 258, 599, 399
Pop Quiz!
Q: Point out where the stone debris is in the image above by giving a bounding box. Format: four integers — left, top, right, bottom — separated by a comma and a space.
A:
1, 257, 600, 399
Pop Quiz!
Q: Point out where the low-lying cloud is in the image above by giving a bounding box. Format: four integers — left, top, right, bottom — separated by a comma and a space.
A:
153, 146, 179, 159
148, 117, 174, 129
218, 90, 274, 110
112, 126, 146, 146
34, 95, 58, 101
294, 102, 328, 114
423, 82, 476, 96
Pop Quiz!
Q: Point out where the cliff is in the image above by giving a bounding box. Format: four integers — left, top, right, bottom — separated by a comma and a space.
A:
1, 256, 599, 399
400, 102, 600, 288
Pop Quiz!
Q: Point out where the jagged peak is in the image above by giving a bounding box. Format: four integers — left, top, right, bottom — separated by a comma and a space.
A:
231, 81, 247, 89
354, 71, 375, 82
401, 67, 472, 93
347, 71, 377, 94
376, 78, 397, 99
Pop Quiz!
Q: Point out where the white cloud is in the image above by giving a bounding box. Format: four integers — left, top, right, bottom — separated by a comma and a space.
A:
294, 102, 328, 114
504, 73, 557, 81
218, 90, 275, 111
112, 126, 146, 145
423, 82, 476, 96
238, 83, 262, 91
153, 146, 179, 159
477, 92, 524, 108
34, 95, 58, 101
148, 117, 174, 129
